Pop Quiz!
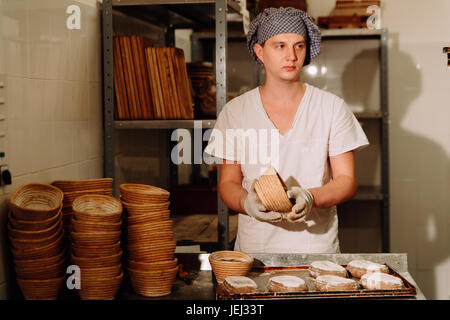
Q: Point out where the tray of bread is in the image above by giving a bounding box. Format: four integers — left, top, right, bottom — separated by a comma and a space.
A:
214, 259, 417, 300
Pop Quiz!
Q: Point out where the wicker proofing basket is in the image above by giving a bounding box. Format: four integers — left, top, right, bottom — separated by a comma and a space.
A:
52, 178, 113, 193
17, 275, 65, 300
208, 250, 254, 283
10, 183, 63, 221
14, 258, 66, 280
72, 194, 122, 223
126, 230, 174, 245
70, 230, 121, 246
125, 210, 171, 225
11, 231, 65, 260
9, 224, 63, 250
126, 241, 176, 263
71, 241, 122, 258
13, 248, 66, 269
127, 257, 178, 271
8, 209, 61, 231
8, 217, 62, 239
71, 251, 123, 268
62, 189, 113, 208
121, 200, 170, 216
126, 219, 173, 234
127, 266, 178, 297
71, 217, 122, 232
79, 264, 122, 279
77, 271, 123, 300
119, 184, 170, 204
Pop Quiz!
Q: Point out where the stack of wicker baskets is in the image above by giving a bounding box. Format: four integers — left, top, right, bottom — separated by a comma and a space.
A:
51, 178, 113, 236
70, 194, 123, 300
8, 183, 66, 300
120, 183, 178, 297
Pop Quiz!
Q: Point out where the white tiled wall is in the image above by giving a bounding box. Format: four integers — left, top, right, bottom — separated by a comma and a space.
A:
0, 0, 104, 298
308, 0, 450, 300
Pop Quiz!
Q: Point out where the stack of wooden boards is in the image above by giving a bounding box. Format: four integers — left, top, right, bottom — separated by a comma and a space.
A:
318, 0, 380, 29
113, 35, 194, 120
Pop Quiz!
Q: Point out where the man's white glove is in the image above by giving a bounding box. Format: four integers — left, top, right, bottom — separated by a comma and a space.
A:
243, 181, 282, 223
285, 186, 314, 223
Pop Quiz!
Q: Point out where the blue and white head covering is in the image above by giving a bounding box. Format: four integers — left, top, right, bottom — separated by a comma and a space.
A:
247, 7, 321, 66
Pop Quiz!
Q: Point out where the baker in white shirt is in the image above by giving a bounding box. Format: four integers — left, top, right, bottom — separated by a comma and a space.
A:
204, 7, 369, 254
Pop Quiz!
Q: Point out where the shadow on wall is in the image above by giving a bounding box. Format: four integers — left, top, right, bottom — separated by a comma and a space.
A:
385, 40, 449, 300
321, 35, 448, 299
341, 47, 381, 187
341, 38, 447, 299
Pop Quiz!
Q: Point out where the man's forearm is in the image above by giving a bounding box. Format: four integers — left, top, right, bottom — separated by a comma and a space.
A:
218, 180, 248, 213
308, 175, 357, 209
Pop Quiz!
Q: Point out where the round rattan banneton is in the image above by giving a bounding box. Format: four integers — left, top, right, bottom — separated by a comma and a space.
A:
52, 178, 113, 193
17, 275, 65, 300
127, 266, 178, 297
8, 209, 61, 231
72, 194, 122, 223
10, 183, 64, 221
208, 250, 254, 283
119, 184, 170, 204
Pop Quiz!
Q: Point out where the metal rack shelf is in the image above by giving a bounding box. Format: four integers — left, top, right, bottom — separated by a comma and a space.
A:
102, 0, 241, 250
103, 0, 390, 251
114, 111, 382, 130
111, 0, 243, 29
115, 119, 216, 129
320, 28, 383, 38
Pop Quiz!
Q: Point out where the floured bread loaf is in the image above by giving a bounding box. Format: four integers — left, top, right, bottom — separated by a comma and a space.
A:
309, 260, 348, 278
267, 275, 308, 293
315, 275, 359, 292
361, 272, 403, 290
254, 167, 292, 213
223, 276, 258, 294
346, 260, 389, 278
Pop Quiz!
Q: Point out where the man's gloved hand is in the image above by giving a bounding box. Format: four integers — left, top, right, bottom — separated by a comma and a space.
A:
284, 186, 314, 223
243, 181, 282, 223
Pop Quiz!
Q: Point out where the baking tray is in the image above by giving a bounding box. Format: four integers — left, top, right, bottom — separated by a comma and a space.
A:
215, 264, 417, 300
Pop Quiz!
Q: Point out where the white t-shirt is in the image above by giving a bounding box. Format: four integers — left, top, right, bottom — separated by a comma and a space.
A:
204, 83, 369, 254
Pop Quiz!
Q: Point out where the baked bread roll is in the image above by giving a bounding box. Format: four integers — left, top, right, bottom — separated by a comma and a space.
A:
309, 260, 347, 278
267, 275, 308, 293
361, 272, 403, 290
314, 275, 359, 292
222, 276, 258, 294
346, 260, 389, 278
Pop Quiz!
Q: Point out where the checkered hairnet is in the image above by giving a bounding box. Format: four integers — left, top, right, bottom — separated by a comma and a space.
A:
247, 7, 321, 66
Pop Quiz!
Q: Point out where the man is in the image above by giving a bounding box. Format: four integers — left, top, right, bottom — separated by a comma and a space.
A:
204, 7, 369, 253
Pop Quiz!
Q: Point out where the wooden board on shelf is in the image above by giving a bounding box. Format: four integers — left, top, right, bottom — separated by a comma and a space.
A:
113, 36, 128, 120
175, 48, 194, 119
120, 36, 139, 119
130, 35, 154, 119
170, 48, 187, 119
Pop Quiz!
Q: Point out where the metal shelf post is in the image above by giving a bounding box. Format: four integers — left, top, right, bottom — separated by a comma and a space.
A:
215, 0, 230, 250
103, 0, 116, 186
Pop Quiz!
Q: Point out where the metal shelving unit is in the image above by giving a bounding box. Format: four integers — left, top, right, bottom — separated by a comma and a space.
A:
102, 1, 389, 251
102, 0, 243, 250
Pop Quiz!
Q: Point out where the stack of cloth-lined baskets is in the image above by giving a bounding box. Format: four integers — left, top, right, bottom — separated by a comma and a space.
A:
8, 183, 67, 300
120, 183, 178, 297
70, 194, 123, 300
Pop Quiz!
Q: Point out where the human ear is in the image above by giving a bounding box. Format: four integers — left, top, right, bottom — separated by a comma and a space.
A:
254, 43, 264, 64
